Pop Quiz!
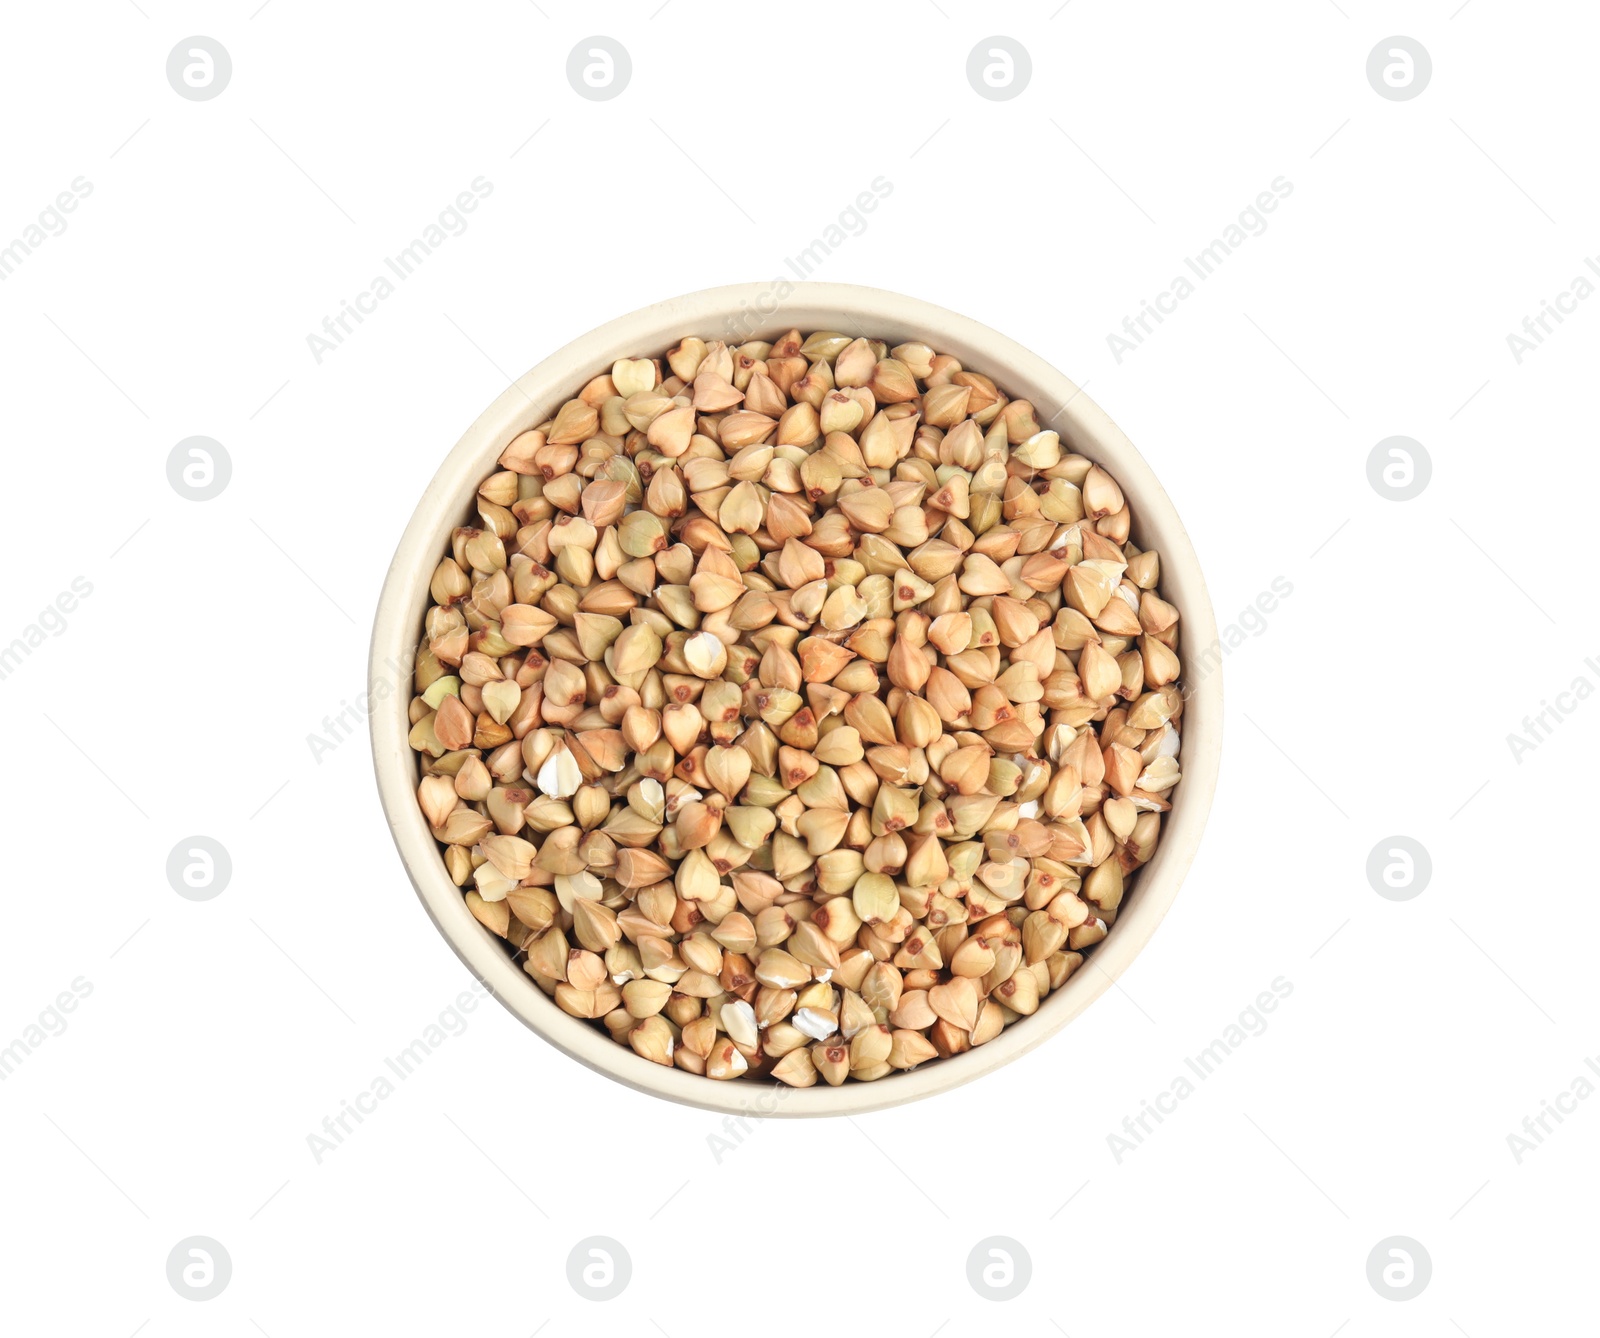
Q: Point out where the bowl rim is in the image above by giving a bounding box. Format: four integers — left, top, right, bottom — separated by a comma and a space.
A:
369, 281, 1221, 1117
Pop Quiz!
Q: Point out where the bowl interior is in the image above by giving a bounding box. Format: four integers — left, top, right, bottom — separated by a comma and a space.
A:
370, 282, 1220, 1116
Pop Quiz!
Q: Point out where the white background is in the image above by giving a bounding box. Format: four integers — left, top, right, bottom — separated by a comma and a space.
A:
1, 1, 1594, 1334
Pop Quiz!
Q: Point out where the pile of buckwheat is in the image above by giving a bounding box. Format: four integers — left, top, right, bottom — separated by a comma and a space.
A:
406, 329, 1183, 1087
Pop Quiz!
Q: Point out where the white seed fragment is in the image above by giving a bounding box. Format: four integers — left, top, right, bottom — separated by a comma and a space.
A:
721, 999, 759, 1049
684, 630, 728, 679
637, 777, 665, 822
1138, 757, 1181, 792
555, 870, 603, 912
537, 745, 581, 799
472, 861, 518, 903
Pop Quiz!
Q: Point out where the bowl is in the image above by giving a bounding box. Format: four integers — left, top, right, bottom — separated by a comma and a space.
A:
370, 282, 1220, 1116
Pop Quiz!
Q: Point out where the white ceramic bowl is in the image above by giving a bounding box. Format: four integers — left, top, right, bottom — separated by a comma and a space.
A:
370, 282, 1220, 1116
